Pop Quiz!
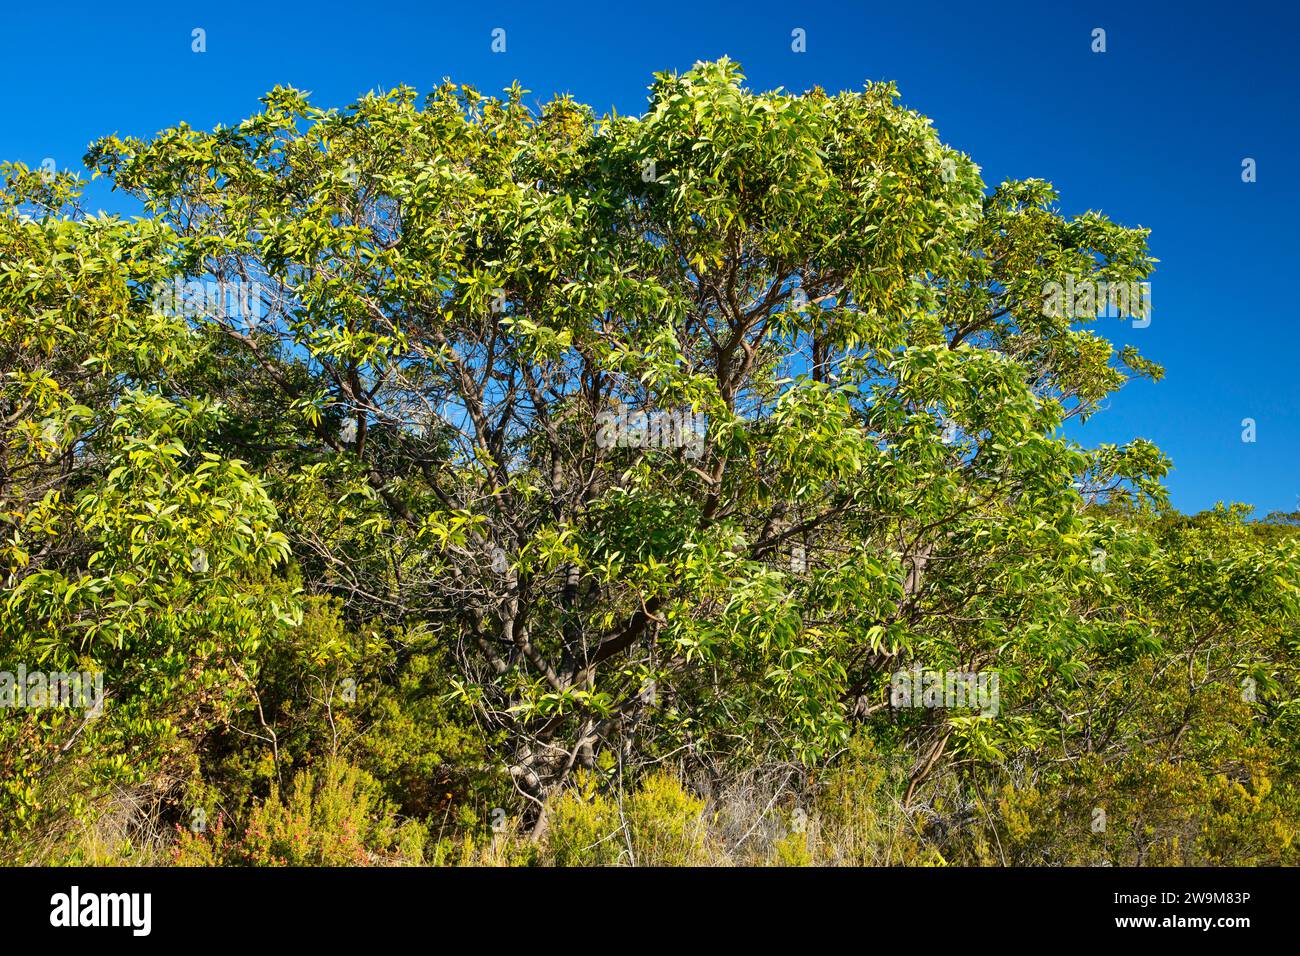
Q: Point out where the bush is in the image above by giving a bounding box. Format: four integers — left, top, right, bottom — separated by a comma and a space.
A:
625, 771, 710, 866
541, 770, 712, 866
544, 773, 624, 866
173, 759, 425, 866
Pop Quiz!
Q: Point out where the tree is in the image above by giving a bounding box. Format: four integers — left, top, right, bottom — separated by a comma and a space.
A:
75, 58, 1189, 828
0, 165, 291, 851
4, 61, 1294, 854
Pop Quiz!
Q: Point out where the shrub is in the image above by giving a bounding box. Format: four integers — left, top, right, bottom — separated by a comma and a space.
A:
173, 759, 425, 866
624, 771, 711, 866
544, 773, 624, 866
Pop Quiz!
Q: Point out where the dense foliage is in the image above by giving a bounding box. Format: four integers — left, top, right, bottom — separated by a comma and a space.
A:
3, 61, 1297, 865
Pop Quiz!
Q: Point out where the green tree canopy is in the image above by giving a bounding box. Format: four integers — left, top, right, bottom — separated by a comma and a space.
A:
3, 60, 1296, 855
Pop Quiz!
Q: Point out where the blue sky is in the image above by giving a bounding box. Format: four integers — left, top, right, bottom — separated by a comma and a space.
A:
3, 0, 1296, 515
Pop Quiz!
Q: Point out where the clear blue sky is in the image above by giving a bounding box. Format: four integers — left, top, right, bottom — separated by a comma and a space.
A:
3, 0, 1296, 515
